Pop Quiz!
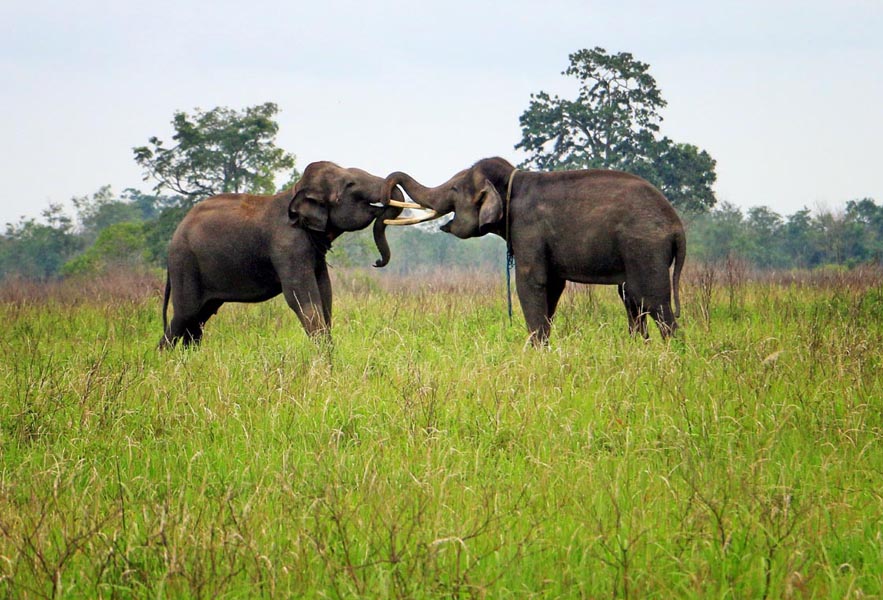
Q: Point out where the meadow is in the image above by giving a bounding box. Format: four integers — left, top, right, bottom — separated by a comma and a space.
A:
1, 265, 882, 598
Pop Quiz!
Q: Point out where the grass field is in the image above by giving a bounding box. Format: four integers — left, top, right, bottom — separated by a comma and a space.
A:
2, 266, 883, 598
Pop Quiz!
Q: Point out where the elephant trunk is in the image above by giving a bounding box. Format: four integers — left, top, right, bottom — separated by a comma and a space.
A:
384, 172, 453, 214
371, 204, 401, 268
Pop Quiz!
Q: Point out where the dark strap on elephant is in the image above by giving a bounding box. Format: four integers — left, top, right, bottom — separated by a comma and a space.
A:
505, 169, 519, 323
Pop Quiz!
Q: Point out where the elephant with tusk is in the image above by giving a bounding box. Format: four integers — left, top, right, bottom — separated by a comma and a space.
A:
383, 157, 686, 345
159, 161, 406, 349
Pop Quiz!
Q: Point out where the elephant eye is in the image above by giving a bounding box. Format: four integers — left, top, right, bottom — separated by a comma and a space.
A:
341, 188, 358, 201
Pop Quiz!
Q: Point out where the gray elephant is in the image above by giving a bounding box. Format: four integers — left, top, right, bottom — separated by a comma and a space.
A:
159, 161, 405, 348
383, 157, 686, 344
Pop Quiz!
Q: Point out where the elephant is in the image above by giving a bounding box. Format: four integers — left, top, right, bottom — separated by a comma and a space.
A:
158, 161, 406, 349
383, 157, 686, 345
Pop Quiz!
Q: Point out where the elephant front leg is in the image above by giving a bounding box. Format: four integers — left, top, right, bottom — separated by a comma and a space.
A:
282, 273, 331, 342
515, 267, 556, 346
316, 260, 333, 329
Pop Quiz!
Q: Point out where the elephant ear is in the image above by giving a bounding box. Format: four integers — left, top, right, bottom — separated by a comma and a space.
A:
476, 180, 503, 232
288, 189, 329, 232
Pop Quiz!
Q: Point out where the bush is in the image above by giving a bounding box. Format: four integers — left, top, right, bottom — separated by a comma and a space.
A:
61, 222, 148, 276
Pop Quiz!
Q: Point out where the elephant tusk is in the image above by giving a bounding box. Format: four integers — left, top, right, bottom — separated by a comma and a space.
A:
383, 197, 443, 226
386, 199, 429, 210
384, 208, 441, 226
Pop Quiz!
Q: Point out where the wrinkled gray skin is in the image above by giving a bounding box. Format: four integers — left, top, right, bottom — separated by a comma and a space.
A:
384, 157, 686, 345
159, 161, 403, 349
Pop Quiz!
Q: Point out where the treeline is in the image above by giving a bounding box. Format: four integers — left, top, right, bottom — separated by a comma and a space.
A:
1, 187, 881, 281
0, 187, 183, 280
686, 199, 883, 269
7, 50, 880, 283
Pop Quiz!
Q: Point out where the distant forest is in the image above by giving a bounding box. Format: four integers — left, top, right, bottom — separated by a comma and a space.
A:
1, 186, 881, 281
5, 49, 882, 282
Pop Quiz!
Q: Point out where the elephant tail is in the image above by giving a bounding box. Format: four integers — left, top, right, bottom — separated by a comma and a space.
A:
671, 229, 686, 318
162, 267, 171, 335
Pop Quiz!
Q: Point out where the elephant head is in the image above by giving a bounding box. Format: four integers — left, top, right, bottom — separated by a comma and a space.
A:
382, 157, 516, 239
288, 161, 404, 267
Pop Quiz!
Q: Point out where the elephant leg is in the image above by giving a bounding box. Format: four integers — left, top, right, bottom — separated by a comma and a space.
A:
642, 262, 678, 339
316, 260, 333, 328
625, 256, 676, 340
546, 275, 567, 322
162, 316, 184, 349
163, 256, 205, 348
166, 313, 201, 348
649, 301, 678, 339
516, 265, 555, 346
184, 300, 223, 347
163, 282, 200, 348
281, 270, 330, 341
618, 283, 648, 339
158, 329, 175, 350
167, 299, 222, 348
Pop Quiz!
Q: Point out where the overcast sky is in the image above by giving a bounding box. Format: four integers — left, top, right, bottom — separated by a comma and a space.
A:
1, 0, 881, 226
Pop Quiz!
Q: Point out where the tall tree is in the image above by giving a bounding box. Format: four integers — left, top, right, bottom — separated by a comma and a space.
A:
516, 47, 717, 212
133, 103, 298, 203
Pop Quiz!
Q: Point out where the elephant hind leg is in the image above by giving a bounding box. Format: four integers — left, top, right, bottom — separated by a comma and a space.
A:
546, 276, 567, 322
619, 284, 649, 340
164, 315, 203, 348
649, 302, 678, 340
163, 299, 223, 348
184, 300, 223, 346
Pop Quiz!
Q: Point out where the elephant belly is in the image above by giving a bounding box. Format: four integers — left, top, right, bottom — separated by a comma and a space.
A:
549, 241, 626, 285
199, 258, 282, 303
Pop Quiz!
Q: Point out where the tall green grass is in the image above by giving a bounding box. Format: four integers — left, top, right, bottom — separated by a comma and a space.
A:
2, 267, 882, 598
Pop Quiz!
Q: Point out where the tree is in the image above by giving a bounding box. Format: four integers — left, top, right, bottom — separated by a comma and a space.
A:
133, 102, 298, 203
72, 185, 142, 242
516, 47, 717, 212
61, 222, 148, 277
626, 137, 717, 212
141, 206, 190, 267
844, 198, 883, 263
687, 202, 749, 262
780, 208, 816, 268
119, 188, 183, 221
743, 206, 785, 268
0, 204, 81, 279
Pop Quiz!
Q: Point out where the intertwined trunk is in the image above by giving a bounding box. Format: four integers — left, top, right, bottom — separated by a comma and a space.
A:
383, 172, 453, 214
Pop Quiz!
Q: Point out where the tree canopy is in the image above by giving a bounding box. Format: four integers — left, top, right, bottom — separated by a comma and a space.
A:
133, 102, 298, 202
516, 47, 717, 212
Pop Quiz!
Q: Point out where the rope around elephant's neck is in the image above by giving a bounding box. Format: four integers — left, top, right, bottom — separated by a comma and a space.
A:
505, 169, 519, 323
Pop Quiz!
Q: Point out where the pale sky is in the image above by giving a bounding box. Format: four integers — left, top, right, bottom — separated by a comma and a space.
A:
1, 0, 881, 226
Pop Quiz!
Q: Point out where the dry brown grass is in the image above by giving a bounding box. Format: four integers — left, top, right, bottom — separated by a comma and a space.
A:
681, 262, 883, 291
336, 266, 503, 296
0, 268, 162, 305
3, 263, 882, 309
